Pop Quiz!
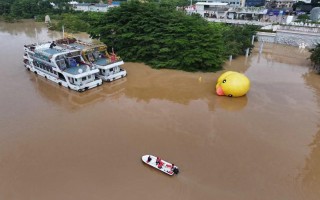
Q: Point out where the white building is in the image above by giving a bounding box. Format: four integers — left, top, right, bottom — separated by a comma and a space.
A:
195, 2, 230, 18
197, 0, 243, 7
74, 3, 109, 12
68, 1, 79, 8
298, 0, 311, 3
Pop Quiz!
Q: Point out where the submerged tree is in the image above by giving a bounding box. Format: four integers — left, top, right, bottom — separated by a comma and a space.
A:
89, 0, 257, 72
89, 0, 231, 71
309, 43, 320, 73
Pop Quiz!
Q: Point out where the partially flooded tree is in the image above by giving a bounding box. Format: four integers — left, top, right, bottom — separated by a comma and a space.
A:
309, 43, 320, 73
89, 0, 227, 71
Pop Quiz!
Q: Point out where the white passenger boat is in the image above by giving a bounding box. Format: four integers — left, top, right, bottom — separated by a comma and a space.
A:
142, 155, 179, 176
23, 41, 102, 92
56, 37, 127, 82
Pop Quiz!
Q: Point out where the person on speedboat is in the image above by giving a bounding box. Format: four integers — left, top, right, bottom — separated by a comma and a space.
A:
156, 157, 161, 165
158, 161, 164, 169
171, 164, 179, 174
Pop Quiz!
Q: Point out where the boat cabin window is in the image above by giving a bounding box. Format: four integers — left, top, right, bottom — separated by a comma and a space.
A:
68, 77, 74, 83
58, 73, 66, 81
72, 56, 82, 64
82, 76, 87, 81
68, 58, 78, 67
57, 59, 67, 70
87, 53, 95, 62
93, 51, 100, 59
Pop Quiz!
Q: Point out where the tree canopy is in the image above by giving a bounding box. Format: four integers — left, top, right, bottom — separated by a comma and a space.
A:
309, 43, 320, 66
87, 1, 258, 71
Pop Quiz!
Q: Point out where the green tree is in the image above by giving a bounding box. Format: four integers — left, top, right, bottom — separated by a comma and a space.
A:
311, 0, 320, 7
56, 13, 90, 32
89, 0, 228, 71
0, 0, 14, 15
293, 1, 306, 11
11, 0, 39, 18
309, 43, 320, 73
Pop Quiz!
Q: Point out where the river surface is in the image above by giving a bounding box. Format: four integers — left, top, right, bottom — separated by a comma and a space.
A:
0, 20, 320, 200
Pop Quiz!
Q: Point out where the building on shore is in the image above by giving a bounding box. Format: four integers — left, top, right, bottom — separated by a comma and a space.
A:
191, 2, 267, 19
245, 0, 266, 7
72, 1, 121, 12
197, 0, 243, 7
74, 3, 109, 12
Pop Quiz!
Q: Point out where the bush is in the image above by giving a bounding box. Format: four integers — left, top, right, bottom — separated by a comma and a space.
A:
309, 43, 320, 67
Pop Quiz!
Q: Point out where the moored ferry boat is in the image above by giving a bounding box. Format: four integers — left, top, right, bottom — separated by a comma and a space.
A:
56, 37, 127, 82
23, 41, 102, 92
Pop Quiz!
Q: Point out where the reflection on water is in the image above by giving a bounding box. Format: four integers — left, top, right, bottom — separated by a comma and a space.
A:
298, 71, 320, 200
300, 128, 320, 200
29, 61, 251, 112
254, 43, 311, 66
1, 21, 320, 200
214, 96, 248, 111
31, 75, 106, 111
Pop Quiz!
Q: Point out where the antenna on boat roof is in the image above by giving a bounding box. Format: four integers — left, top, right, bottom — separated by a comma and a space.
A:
62, 25, 65, 39
35, 28, 38, 45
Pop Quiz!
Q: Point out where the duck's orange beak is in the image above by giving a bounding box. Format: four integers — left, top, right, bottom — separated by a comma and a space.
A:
216, 86, 225, 96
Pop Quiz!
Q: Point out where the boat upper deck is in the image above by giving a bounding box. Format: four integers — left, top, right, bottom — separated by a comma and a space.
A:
56, 38, 105, 51
67, 43, 87, 50
54, 38, 124, 69
41, 47, 64, 56
64, 64, 88, 75
33, 42, 79, 58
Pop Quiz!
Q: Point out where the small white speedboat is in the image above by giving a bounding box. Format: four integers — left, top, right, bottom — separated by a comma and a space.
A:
142, 155, 179, 176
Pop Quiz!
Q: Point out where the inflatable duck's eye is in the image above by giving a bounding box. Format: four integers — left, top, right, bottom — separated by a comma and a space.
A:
222, 79, 226, 83
228, 94, 233, 97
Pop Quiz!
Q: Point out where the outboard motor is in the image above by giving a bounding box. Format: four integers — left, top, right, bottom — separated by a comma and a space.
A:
173, 167, 179, 175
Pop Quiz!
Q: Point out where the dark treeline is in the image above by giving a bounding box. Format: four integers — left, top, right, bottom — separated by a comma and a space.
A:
0, 0, 107, 20
0, 0, 194, 20
0, 0, 68, 21
309, 43, 320, 73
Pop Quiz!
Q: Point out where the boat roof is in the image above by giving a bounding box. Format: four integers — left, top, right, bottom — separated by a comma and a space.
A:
41, 47, 64, 56
67, 42, 106, 51
77, 3, 108, 7
58, 39, 107, 52
35, 42, 80, 57
64, 64, 87, 75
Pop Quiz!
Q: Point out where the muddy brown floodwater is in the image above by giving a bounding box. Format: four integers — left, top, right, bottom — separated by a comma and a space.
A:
0, 20, 320, 200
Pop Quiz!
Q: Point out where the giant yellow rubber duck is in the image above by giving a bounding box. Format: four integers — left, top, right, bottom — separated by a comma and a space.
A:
216, 71, 250, 97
